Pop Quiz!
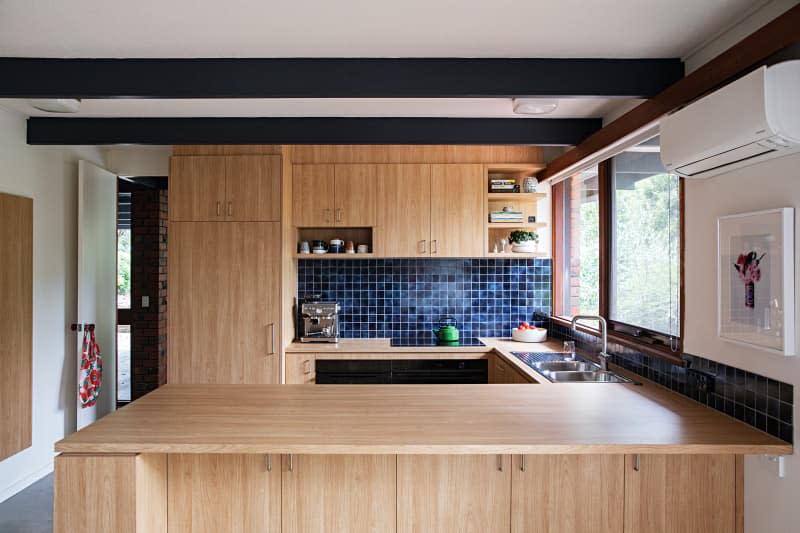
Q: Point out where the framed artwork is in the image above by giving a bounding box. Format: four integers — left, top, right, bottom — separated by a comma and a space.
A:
717, 208, 795, 356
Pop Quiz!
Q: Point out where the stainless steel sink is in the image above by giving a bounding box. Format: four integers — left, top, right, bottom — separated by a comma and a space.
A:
544, 371, 632, 383
532, 361, 600, 373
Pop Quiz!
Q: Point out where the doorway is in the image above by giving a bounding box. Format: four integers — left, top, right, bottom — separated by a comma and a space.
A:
116, 177, 168, 406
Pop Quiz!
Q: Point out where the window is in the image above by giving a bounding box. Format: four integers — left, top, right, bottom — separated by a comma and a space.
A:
610, 139, 680, 338
553, 136, 682, 358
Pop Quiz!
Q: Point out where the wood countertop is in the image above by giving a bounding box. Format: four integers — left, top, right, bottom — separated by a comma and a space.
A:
55, 381, 790, 455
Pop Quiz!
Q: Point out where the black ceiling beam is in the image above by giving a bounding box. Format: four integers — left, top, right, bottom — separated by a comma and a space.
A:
1, 58, 683, 99
26, 117, 601, 146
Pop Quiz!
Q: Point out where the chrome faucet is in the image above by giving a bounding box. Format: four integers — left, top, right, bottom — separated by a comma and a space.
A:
571, 315, 609, 371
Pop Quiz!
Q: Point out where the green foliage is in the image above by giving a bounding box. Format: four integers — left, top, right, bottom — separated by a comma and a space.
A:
117, 229, 131, 302
508, 230, 539, 243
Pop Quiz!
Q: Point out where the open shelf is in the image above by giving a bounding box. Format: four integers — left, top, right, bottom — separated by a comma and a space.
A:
487, 222, 546, 230
488, 192, 546, 202
486, 251, 548, 258
296, 253, 375, 259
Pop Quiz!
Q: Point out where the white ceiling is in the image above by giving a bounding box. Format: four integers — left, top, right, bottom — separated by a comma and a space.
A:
0, 97, 640, 119
0, 0, 768, 59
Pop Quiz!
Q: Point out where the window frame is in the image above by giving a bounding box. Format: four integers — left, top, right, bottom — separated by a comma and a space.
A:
552, 158, 686, 365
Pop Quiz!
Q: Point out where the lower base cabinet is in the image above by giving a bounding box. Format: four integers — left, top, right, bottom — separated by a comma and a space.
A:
168, 454, 281, 532
624, 454, 737, 533
512, 455, 625, 533
282, 454, 396, 533
397, 454, 511, 533
54, 452, 740, 533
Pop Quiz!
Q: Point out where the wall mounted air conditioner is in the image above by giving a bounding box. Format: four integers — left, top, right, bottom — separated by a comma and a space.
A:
660, 60, 800, 179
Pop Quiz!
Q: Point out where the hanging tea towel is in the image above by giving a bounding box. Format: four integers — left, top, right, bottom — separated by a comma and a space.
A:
78, 328, 103, 408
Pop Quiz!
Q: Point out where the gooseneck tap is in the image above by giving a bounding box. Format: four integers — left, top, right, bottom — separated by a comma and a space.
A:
570, 315, 609, 371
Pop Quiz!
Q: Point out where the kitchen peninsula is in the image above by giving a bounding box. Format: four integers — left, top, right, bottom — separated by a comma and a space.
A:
54, 340, 790, 533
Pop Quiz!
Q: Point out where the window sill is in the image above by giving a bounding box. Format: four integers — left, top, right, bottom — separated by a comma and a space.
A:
550, 315, 685, 367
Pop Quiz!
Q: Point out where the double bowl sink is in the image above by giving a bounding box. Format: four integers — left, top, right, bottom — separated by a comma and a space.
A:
510, 352, 633, 383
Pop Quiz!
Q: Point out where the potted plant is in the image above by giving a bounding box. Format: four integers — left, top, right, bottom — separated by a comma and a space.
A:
508, 230, 539, 253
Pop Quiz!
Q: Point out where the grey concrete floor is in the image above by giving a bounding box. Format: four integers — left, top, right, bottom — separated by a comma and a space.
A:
0, 474, 53, 533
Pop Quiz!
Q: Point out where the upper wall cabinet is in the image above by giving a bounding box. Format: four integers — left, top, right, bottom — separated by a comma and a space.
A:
430, 164, 484, 257
169, 155, 281, 222
377, 164, 431, 257
292, 164, 376, 227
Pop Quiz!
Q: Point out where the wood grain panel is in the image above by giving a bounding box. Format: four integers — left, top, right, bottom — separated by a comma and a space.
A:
624, 454, 736, 533
430, 164, 485, 257
512, 455, 624, 533
490, 353, 535, 383
285, 354, 316, 384
54, 454, 166, 533
397, 454, 511, 533
173, 145, 282, 155
0, 193, 32, 461
333, 164, 376, 226
282, 454, 396, 533
169, 156, 226, 221
376, 164, 431, 257
225, 155, 281, 221
291, 144, 543, 164
280, 146, 295, 382
168, 454, 280, 533
292, 164, 335, 226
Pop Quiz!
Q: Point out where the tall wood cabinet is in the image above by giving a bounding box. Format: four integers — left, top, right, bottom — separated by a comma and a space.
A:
430, 164, 485, 257
170, 155, 280, 222
376, 164, 432, 256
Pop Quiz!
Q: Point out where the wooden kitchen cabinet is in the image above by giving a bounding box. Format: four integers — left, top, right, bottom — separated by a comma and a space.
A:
377, 164, 432, 256
430, 164, 485, 257
334, 164, 377, 226
512, 454, 624, 533
285, 354, 316, 384
169, 222, 280, 384
397, 454, 511, 533
292, 164, 335, 226
169, 155, 280, 222
167, 454, 280, 533
491, 353, 535, 383
624, 454, 737, 533
282, 454, 396, 533
54, 454, 166, 533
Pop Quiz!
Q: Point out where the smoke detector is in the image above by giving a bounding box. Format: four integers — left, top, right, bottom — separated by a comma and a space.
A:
29, 99, 81, 113
512, 98, 559, 115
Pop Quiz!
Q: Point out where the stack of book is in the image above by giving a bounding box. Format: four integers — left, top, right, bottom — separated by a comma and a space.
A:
489, 178, 519, 193
489, 211, 524, 223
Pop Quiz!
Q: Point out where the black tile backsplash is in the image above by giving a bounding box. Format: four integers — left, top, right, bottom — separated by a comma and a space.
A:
298, 258, 551, 339
549, 320, 794, 443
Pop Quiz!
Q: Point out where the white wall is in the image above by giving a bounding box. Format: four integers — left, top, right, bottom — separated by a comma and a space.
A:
105, 145, 171, 177
684, 153, 800, 533
0, 107, 107, 501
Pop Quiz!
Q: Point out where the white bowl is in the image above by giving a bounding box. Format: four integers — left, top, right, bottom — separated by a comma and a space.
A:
511, 327, 547, 343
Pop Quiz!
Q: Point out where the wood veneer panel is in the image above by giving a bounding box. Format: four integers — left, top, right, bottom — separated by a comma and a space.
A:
291, 144, 543, 164
173, 145, 282, 155
0, 192, 32, 461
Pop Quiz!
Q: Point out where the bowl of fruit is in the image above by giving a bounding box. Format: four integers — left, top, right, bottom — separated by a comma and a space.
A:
511, 322, 547, 343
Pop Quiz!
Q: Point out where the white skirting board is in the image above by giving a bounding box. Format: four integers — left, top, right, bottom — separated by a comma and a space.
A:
0, 460, 53, 504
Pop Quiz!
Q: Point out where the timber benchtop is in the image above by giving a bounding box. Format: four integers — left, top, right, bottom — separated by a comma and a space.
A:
56, 383, 790, 455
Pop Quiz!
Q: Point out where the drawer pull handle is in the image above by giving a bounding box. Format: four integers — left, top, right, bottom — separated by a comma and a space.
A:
520, 455, 526, 472
216, 201, 221, 217
498, 454, 504, 472
303, 360, 312, 374
288, 454, 294, 473
633, 454, 640, 472
335, 208, 342, 222
431, 239, 438, 254
227, 201, 233, 217
266, 454, 272, 472
267, 323, 276, 355
419, 240, 427, 254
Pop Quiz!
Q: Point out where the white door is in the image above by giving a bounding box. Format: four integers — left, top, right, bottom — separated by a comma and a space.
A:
76, 161, 117, 430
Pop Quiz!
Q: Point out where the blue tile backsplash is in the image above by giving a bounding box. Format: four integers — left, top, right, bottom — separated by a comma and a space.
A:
297, 258, 552, 338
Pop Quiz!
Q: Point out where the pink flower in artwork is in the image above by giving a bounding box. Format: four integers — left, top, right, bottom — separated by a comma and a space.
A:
733, 251, 765, 285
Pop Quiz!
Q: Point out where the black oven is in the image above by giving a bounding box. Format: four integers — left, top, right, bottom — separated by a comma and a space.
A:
314, 359, 488, 384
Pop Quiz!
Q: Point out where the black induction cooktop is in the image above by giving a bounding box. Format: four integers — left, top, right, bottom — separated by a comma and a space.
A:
390, 337, 485, 347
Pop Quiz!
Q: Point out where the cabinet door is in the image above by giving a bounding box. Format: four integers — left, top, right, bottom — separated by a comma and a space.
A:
225, 155, 281, 222
285, 354, 316, 384
376, 164, 431, 256
168, 222, 279, 384
169, 156, 226, 221
282, 454, 396, 533
491, 354, 534, 383
168, 222, 232, 384
624, 454, 736, 533
168, 454, 280, 533
397, 454, 511, 533
512, 455, 624, 533
293, 164, 335, 226
334, 164, 377, 226
430, 164, 484, 257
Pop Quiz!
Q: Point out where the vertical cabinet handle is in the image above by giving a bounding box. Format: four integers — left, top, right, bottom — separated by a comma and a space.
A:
497, 454, 504, 472
287, 454, 294, 473
227, 201, 233, 217
324, 208, 332, 223
267, 323, 276, 355
520, 455, 526, 472
303, 359, 312, 375
633, 454, 640, 472
419, 240, 427, 254
216, 201, 221, 217
431, 239, 438, 254
335, 208, 342, 222
266, 454, 272, 472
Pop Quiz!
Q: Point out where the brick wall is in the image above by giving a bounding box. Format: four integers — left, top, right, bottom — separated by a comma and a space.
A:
568, 177, 583, 316
130, 189, 168, 399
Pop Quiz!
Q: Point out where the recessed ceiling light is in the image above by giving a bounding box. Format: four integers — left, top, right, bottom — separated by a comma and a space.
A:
512, 98, 559, 115
29, 98, 81, 113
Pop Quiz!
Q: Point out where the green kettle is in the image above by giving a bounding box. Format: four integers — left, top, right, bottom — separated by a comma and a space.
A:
433, 316, 460, 342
